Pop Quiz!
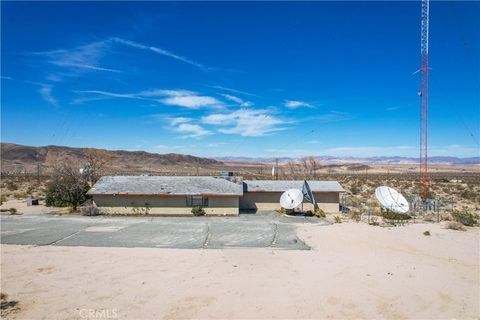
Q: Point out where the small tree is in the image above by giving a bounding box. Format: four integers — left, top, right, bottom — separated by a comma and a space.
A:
81, 148, 113, 186
45, 164, 90, 211
300, 156, 321, 180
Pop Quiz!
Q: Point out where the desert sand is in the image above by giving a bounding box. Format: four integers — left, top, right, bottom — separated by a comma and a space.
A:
1, 222, 479, 319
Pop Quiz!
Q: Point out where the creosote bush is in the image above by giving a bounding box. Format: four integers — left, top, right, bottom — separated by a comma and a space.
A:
423, 230, 430, 236
452, 210, 478, 227
334, 215, 342, 223
446, 221, 466, 231
380, 211, 411, 221
280, 207, 286, 214
191, 206, 206, 216
349, 210, 361, 222
314, 208, 326, 218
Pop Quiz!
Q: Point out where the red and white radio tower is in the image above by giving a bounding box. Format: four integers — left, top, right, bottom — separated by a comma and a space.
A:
419, 0, 430, 200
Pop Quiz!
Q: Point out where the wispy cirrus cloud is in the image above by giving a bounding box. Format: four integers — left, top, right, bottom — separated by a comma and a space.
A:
32, 41, 121, 73
284, 100, 314, 109
32, 37, 210, 76
168, 117, 192, 126
39, 84, 58, 107
110, 37, 209, 71
219, 94, 253, 107
202, 109, 286, 137
211, 85, 259, 97
75, 89, 224, 109
2, 76, 59, 106
385, 106, 400, 111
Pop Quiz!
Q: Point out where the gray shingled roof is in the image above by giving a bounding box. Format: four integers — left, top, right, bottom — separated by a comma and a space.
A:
243, 180, 345, 193
88, 176, 243, 196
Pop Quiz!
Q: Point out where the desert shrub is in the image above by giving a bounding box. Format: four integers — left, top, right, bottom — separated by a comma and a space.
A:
350, 185, 360, 195
0, 195, 6, 205
191, 206, 206, 216
305, 210, 314, 217
13, 192, 27, 199
8, 208, 17, 214
446, 221, 466, 231
452, 211, 478, 227
334, 215, 342, 223
5, 181, 18, 191
26, 186, 35, 196
439, 211, 452, 221
423, 230, 430, 236
460, 190, 477, 201
80, 200, 100, 216
349, 211, 361, 222
380, 211, 411, 221
130, 202, 151, 215
280, 207, 286, 214
422, 213, 436, 222
314, 208, 326, 218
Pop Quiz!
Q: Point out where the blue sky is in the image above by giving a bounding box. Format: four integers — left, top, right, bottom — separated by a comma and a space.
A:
1, 1, 479, 158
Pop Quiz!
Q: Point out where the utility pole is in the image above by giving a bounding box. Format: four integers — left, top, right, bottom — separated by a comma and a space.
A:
36, 163, 41, 185
275, 158, 279, 180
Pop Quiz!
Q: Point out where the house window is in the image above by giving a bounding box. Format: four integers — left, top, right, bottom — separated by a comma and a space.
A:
186, 196, 209, 207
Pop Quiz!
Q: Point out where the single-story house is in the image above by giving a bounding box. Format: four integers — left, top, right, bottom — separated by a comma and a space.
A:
88, 175, 345, 216
241, 180, 345, 213
88, 176, 243, 216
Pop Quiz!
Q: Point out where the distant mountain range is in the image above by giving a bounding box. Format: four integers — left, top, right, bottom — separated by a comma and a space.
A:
214, 155, 480, 164
1, 142, 478, 175
0, 142, 222, 174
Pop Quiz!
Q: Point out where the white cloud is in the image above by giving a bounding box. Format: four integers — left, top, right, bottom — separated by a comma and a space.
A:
211, 85, 258, 97
220, 94, 253, 107
284, 100, 313, 109
207, 142, 228, 148
167, 117, 192, 126
33, 41, 120, 73
202, 109, 285, 137
161, 95, 222, 109
176, 123, 211, 139
76, 89, 223, 109
111, 37, 209, 71
76, 90, 139, 99
39, 85, 58, 106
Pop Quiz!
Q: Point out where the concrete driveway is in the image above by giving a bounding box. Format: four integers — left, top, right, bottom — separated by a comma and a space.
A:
0, 213, 329, 250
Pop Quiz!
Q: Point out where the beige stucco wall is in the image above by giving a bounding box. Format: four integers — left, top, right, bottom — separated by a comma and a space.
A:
92, 194, 239, 216
239, 192, 340, 213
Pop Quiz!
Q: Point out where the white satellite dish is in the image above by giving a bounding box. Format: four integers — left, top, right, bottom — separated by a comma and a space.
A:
375, 186, 410, 214
280, 188, 303, 209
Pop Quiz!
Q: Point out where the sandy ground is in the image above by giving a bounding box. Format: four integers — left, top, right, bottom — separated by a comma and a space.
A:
0, 199, 67, 216
1, 222, 479, 320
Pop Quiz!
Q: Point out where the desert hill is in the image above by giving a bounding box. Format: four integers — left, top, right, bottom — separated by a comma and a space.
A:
1, 142, 223, 175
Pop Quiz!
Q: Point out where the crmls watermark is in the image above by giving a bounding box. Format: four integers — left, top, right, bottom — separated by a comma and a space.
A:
78, 308, 118, 319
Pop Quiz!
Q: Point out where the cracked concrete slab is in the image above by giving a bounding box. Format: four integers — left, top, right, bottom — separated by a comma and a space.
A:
1, 213, 327, 250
